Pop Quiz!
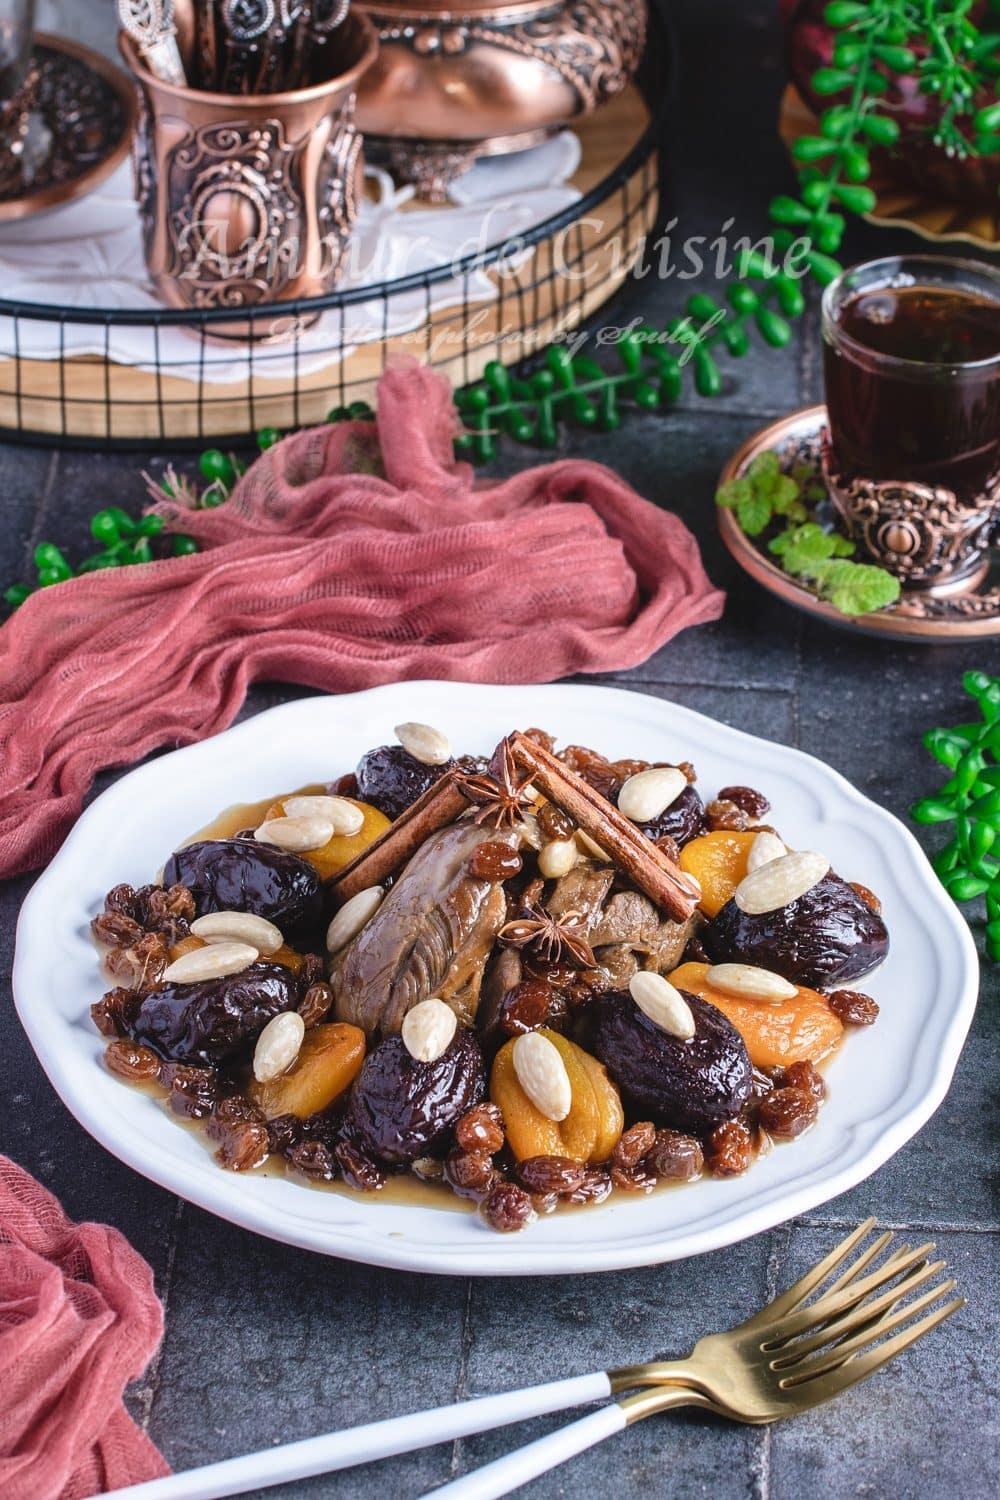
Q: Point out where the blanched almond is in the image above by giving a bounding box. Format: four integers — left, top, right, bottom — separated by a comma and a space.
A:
326, 885, 384, 953
706, 963, 797, 1002
253, 1010, 306, 1083
746, 830, 787, 873
617, 767, 688, 824
538, 838, 578, 879
255, 814, 335, 853
282, 795, 365, 835
395, 721, 451, 766
734, 851, 830, 915
629, 971, 696, 1040
512, 1032, 572, 1122
162, 940, 258, 984
190, 911, 283, 954
401, 998, 457, 1063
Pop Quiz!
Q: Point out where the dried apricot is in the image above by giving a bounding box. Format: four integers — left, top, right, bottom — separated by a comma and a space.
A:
249, 1022, 366, 1119
678, 831, 757, 917
264, 794, 389, 880
669, 961, 843, 1069
490, 1029, 622, 1165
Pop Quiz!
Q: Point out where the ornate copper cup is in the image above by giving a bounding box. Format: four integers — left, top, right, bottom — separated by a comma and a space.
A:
354, 0, 646, 198
822, 255, 1000, 594
120, 13, 378, 339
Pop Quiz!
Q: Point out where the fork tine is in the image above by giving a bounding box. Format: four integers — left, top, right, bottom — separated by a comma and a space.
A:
768, 1257, 945, 1363
764, 1240, 937, 1344
789, 1295, 965, 1403
777, 1278, 958, 1385
745, 1218, 879, 1325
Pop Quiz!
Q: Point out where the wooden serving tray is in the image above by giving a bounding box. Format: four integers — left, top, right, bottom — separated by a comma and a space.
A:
0, 86, 657, 444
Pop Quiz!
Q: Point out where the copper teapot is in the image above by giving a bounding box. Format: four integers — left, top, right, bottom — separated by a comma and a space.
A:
354, 0, 647, 197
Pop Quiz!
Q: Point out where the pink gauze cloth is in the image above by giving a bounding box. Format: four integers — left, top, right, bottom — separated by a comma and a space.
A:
0, 362, 724, 877
0, 1156, 168, 1500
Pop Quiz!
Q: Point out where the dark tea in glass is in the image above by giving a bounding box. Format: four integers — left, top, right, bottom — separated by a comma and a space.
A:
822, 256, 1000, 590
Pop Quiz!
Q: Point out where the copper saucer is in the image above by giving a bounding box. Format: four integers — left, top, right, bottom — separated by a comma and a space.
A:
718, 407, 1000, 644
0, 33, 136, 224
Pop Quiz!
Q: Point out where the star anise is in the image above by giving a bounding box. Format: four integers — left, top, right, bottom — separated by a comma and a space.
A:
455, 738, 534, 831
498, 899, 597, 970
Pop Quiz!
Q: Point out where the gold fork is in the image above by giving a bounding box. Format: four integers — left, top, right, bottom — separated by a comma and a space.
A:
427, 1219, 962, 1500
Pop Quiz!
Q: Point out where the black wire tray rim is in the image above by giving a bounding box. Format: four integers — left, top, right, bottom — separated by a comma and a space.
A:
0, 0, 678, 332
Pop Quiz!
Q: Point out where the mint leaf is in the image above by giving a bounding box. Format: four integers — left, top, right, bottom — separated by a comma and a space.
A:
768, 530, 793, 556
747, 450, 780, 481
779, 523, 838, 573
737, 493, 773, 535
830, 534, 856, 556
716, 476, 752, 508
820, 563, 901, 616
771, 474, 802, 514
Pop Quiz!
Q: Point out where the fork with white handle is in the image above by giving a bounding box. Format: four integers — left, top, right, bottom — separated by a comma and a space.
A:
102, 1221, 961, 1500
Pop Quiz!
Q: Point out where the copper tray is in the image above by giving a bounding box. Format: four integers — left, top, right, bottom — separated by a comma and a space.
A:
0, 33, 135, 225
718, 407, 1000, 644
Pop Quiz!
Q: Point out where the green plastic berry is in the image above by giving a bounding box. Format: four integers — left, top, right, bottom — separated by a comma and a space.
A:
200, 448, 235, 485
171, 535, 199, 556
257, 427, 281, 450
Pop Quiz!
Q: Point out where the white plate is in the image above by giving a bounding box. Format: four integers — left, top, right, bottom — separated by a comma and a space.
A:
13, 682, 979, 1275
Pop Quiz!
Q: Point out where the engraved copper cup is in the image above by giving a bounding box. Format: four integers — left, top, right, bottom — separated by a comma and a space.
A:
354, 0, 647, 199
822, 255, 1000, 595
120, 12, 378, 340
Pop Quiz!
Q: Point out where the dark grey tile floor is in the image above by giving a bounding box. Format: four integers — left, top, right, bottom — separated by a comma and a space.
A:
1, 2, 997, 1497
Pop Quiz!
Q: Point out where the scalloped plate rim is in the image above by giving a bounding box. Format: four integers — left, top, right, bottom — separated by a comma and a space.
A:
13, 681, 980, 1274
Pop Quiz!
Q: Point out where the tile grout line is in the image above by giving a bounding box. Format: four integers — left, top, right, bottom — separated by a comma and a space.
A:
749, 1224, 791, 1500
449, 1280, 475, 1479
133, 1196, 185, 1434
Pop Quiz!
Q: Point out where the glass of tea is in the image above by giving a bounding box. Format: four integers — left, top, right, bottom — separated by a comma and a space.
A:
822, 255, 1000, 591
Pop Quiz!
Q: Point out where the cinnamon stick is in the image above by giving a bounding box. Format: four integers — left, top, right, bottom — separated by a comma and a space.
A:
328, 772, 470, 902
508, 732, 700, 923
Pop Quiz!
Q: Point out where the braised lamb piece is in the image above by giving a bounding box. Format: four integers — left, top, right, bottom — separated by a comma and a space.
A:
330, 821, 520, 1035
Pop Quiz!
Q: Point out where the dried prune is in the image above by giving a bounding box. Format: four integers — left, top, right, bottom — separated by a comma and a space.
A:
341, 1028, 485, 1165
354, 744, 454, 821
482, 1181, 536, 1232
128, 961, 300, 1066
635, 780, 706, 848
163, 839, 323, 945
267, 1112, 307, 1155
104, 1039, 160, 1080
704, 873, 889, 989
611, 1121, 656, 1170
335, 1139, 385, 1191
592, 988, 752, 1135
515, 1156, 586, 1196
498, 980, 569, 1038
706, 1119, 753, 1176
829, 989, 880, 1025
454, 1102, 505, 1154
647, 1128, 703, 1182
759, 1087, 818, 1139
445, 1150, 497, 1198
717, 785, 770, 819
